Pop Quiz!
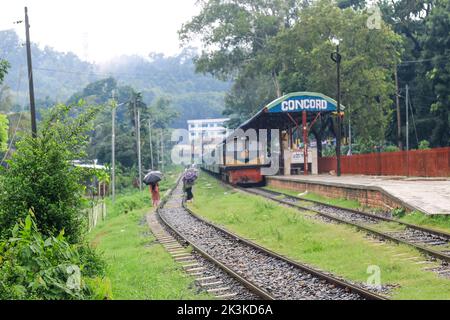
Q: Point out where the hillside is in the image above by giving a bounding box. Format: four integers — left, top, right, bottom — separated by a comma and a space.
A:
0, 30, 229, 127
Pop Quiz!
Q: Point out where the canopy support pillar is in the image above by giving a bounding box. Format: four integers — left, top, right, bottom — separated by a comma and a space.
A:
303, 110, 308, 175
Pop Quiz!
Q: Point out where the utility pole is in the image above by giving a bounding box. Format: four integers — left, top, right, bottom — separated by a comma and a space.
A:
160, 129, 164, 172
201, 129, 204, 165
348, 105, 352, 155
111, 91, 116, 203
405, 84, 409, 152
132, 94, 142, 190
24, 7, 37, 137
394, 66, 402, 150
137, 108, 142, 191
148, 119, 154, 170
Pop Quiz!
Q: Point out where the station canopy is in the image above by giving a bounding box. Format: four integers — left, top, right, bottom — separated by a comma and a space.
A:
236, 91, 345, 131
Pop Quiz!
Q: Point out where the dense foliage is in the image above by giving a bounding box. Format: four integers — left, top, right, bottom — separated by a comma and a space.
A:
0, 30, 229, 127
0, 101, 109, 300
0, 103, 100, 243
0, 114, 7, 152
181, 0, 450, 149
0, 59, 10, 85
0, 59, 9, 152
0, 214, 109, 300
67, 78, 178, 173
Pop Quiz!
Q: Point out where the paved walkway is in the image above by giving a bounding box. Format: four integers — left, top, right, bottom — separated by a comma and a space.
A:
269, 175, 450, 215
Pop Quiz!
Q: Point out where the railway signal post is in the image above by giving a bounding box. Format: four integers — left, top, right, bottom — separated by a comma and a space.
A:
330, 38, 342, 176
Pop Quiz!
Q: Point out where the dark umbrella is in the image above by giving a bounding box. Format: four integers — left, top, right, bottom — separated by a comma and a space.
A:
184, 169, 198, 182
143, 171, 163, 185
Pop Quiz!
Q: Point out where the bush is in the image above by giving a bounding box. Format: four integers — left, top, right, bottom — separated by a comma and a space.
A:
418, 140, 430, 150
392, 207, 406, 218
322, 145, 336, 157
107, 191, 151, 218
78, 244, 107, 278
0, 114, 8, 152
383, 145, 400, 152
115, 165, 137, 192
0, 103, 100, 243
0, 213, 110, 300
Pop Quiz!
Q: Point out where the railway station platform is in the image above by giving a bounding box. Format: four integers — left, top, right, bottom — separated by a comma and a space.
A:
266, 175, 450, 215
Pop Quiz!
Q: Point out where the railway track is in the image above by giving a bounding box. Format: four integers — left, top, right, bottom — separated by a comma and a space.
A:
242, 187, 450, 270
148, 213, 259, 300
156, 181, 386, 300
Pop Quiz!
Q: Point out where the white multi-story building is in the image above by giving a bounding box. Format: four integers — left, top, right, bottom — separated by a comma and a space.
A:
187, 118, 229, 142
181, 118, 229, 164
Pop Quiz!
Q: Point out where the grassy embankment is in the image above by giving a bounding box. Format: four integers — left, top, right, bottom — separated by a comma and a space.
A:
264, 185, 361, 209
264, 185, 450, 234
188, 173, 450, 299
88, 168, 210, 300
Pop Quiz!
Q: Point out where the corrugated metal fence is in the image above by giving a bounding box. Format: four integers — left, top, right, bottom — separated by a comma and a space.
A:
318, 147, 450, 177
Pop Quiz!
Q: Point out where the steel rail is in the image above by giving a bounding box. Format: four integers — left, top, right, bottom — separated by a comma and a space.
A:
178, 195, 387, 300
156, 180, 275, 300
240, 187, 450, 264
259, 187, 450, 240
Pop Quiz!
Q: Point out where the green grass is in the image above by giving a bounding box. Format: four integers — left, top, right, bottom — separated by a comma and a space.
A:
265, 185, 450, 235
264, 186, 362, 210
371, 221, 406, 233
399, 211, 450, 235
189, 174, 450, 300
88, 208, 209, 299
105, 167, 181, 219
88, 166, 210, 300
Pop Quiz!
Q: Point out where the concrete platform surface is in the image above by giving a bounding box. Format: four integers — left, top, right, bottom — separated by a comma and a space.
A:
269, 175, 450, 215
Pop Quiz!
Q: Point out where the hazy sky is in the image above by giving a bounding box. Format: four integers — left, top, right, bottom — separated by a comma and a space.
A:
0, 0, 200, 63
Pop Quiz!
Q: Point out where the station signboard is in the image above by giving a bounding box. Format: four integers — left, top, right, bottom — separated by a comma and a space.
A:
291, 150, 312, 164
266, 92, 342, 113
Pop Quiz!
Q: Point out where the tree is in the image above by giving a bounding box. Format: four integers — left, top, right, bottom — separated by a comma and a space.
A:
422, 0, 450, 146
0, 85, 13, 113
179, 0, 305, 127
338, 0, 367, 9
0, 102, 101, 242
0, 59, 9, 84
146, 97, 179, 169
0, 59, 10, 153
0, 114, 7, 152
379, 0, 448, 148
182, 0, 402, 147
1, 29, 228, 127
179, 0, 306, 80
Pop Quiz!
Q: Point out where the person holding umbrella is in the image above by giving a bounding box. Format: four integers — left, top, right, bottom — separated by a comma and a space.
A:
143, 170, 163, 207
149, 182, 160, 207
183, 165, 198, 203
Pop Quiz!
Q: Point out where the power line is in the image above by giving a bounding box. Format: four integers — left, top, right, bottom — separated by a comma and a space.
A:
398, 53, 450, 66
409, 97, 419, 146
33, 66, 178, 81
1, 66, 24, 166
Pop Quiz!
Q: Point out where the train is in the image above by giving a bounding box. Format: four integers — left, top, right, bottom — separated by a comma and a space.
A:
202, 135, 270, 186
200, 92, 343, 186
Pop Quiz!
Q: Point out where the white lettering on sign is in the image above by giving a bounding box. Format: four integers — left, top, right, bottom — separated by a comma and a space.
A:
281, 99, 328, 112
291, 151, 312, 164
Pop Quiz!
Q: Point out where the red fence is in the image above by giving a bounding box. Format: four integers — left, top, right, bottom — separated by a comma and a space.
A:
318, 147, 450, 177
